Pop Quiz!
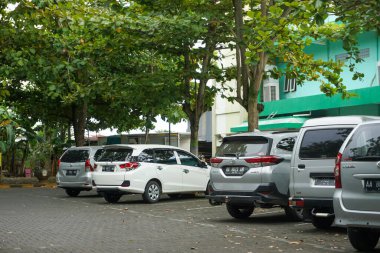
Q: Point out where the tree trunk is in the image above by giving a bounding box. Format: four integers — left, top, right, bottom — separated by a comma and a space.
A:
189, 117, 200, 156
72, 102, 87, 147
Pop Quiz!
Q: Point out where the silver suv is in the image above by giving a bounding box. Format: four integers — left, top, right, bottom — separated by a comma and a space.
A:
334, 120, 380, 251
56, 146, 104, 197
206, 131, 302, 220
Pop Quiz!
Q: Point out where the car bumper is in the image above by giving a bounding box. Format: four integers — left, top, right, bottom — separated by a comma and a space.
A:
334, 189, 380, 228
288, 196, 333, 209
206, 183, 287, 206
56, 181, 93, 190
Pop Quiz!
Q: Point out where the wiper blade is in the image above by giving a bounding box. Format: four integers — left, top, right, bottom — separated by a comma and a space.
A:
222, 153, 241, 158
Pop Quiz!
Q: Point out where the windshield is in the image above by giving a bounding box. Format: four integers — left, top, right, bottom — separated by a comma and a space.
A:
343, 123, 380, 161
98, 148, 133, 162
216, 136, 270, 157
61, 150, 89, 163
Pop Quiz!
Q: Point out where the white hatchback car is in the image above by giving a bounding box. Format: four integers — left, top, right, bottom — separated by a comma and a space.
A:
92, 144, 210, 203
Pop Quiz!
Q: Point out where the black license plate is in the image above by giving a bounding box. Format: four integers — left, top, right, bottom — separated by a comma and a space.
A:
364, 179, 380, 192
223, 166, 248, 176
102, 166, 115, 172
66, 170, 77, 176
314, 177, 335, 186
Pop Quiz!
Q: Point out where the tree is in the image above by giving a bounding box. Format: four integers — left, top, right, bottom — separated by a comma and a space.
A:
135, 0, 233, 155
1, 0, 182, 146
229, 0, 357, 131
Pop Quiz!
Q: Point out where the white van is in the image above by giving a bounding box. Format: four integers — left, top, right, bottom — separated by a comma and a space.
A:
288, 116, 380, 229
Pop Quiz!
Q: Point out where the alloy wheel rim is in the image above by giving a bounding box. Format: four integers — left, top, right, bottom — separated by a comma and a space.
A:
148, 184, 159, 200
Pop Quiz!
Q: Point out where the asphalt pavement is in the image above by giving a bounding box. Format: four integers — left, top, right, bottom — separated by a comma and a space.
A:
0, 188, 364, 253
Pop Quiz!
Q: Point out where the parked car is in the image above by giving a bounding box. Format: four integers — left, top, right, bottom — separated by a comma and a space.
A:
56, 146, 105, 197
206, 131, 303, 220
289, 116, 380, 229
334, 120, 380, 251
92, 144, 210, 204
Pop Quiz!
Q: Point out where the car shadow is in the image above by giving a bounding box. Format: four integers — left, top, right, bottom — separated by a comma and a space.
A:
97, 194, 205, 205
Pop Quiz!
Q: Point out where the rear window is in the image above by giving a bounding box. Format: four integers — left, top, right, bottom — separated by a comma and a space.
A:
342, 123, 380, 161
216, 136, 270, 157
61, 150, 89, 163
98, 148, 133, 162
299, 128, 352, 159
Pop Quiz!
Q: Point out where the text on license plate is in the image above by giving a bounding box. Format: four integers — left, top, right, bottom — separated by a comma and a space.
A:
66, 170, 77, 176
314, 177, 335, 186
223, 166, 247, 176
102, 166, 115, 172
364, 179, 380, 192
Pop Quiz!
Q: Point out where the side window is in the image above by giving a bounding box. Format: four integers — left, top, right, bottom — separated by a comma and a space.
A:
177, 151, 200, 167
93, 149, 105, 161
154, 150, 177, 165
276, 137, 296, 152
299, 128, 352, 159
343, 124, 380, 160
138, 149, 155, 163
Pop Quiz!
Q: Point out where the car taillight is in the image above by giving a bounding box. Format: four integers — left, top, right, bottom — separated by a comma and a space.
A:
210, 157, 223, 167
244, 156, 284, 166
119, 162, 140, 171
85, 159, 93, 172
334, 153, 342, 189
57, 159, 61, 168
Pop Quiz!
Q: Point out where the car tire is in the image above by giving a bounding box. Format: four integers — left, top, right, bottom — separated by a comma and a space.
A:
348, 227, 380, 251
65, 189, 80, 197
103, 192, 121, 203
311, 216, 334, 229
284, 206, 304, 221
143, 181, 161, 203
226, 204, 254, 219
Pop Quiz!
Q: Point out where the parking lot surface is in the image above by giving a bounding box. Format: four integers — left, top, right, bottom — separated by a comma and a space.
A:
0, 188, 367, 253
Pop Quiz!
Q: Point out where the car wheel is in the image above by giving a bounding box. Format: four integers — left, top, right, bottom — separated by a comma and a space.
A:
348, 227, 380, 251
311, 216, 334, 229
226, 204, 254, 219
143, 181, 161, 203
103, 192, 121, 203
65, 189, 80, 197
284, 206, 304, 221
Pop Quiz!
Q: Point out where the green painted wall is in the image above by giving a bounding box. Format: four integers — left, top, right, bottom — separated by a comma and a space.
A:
278, 31, 380, 100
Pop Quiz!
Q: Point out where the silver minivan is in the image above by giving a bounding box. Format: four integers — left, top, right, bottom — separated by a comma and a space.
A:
334, 120, 380, 251
289, 116, 380, 229
56, 146, 104, 197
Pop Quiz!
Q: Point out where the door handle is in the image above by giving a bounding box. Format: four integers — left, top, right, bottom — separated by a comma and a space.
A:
298, 164, 305, 169
183, 169, 189, 174
157, 166, 163, 170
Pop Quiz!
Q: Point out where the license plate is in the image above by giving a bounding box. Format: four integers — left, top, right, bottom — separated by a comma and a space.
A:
314, 177, 335, 186
223, 166, 248, 176
66, 170, 77, 176
102, 166, 115, 172
364, 179, 380, 192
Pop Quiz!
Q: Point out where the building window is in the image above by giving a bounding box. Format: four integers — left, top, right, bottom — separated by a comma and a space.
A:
284, 77, 296, 92
263, 83, 279, 102
335, 48, 370, 62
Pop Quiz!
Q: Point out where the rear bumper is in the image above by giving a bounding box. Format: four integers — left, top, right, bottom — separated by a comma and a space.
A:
334, 190, 380, 228
288, 196, 333, 209
206, 183, 287, 206
95, 185, 144, 194
56, 181, 93, 190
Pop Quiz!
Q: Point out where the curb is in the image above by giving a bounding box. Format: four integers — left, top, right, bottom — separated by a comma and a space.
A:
0, 183, 57, 189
